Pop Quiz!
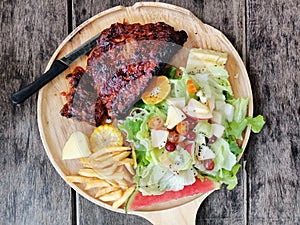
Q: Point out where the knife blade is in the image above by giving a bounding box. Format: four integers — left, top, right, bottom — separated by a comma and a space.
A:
11, 33, 100, 104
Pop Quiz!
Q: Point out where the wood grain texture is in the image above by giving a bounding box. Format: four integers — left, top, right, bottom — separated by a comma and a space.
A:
246, 0, 300, 224
0, 0, 73, 224
37, 2, 252, 225
71, 1, 247, 225
1, 0, 298, 225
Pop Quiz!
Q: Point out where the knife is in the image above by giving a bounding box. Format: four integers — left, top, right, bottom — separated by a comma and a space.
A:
11, 33, 100, 104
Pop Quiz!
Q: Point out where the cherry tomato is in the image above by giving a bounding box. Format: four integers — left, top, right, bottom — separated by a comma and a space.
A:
176, 121, 189, 136
165, 141, 176, 152
204, 159, 215, 170
148, 116, 164, 129
186, 79, 197, 94
168, 131, 180, 143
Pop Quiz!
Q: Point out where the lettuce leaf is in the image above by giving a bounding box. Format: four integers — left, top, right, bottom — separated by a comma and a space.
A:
195, 138, 237, 177
211, 138, 237, 172
167, 150, 193, 171
227, 98, 249, 123
137, 163, 196, 195
226, 119, 248, 139
247, 115, 265, 133
118, 104, 168, 167
217, 163, 241, 190
193, 120, 213, 138
169, 72, 190, 99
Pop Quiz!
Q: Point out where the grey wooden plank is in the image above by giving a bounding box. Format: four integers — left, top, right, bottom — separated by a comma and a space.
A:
188, 1, 247, 224
77, 197, 152, 225
0, 0, 74, 224
71, 1, 247, 225
246, 0, 300, 224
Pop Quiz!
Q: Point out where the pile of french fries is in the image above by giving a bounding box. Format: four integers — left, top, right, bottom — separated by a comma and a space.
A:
66, 146, 136, 209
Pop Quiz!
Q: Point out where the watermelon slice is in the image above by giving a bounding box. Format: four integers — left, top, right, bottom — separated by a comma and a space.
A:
126, 177, 220, 211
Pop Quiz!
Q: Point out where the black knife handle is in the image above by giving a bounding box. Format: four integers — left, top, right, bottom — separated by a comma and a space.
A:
11, 60, 68, 104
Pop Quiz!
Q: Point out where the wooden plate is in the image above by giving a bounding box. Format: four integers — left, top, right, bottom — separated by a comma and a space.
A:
37, 2, 253, 225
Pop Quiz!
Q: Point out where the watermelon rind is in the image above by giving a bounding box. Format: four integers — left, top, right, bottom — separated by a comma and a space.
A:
125, 177, 220, 212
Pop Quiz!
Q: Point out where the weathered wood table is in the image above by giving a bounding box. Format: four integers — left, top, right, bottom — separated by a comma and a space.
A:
1, 0, 299, 224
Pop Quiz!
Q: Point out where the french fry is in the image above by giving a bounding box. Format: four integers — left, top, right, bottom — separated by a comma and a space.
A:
65, 175, 101, 184
79, 157, 90, 167
113, 151, 131, 161
83, 158, 110, 169
90, 146, 131, 159
98, 190, 123, 202
131, 143, 137, 168
120, 158, 134, 165
93, 164, 120, 176
84, 179, 111, 190
103, 146, 131, 153
114, 178, 129, 189
112, 186, 136, 209
69, 142, 136, 208
95, 186, 118, 198
93, 152, 115, 162
89, 148, 111, 159
123, 162, 135, 176
78, 168, 99, 178
89, 158, 112, 168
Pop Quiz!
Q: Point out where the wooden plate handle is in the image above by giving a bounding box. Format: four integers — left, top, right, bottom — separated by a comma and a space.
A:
133, 191, 214, 225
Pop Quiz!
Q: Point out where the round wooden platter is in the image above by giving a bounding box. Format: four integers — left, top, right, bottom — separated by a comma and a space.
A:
37, 2, 253, 225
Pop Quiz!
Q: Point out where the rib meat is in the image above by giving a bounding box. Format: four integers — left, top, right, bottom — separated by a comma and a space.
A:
61, 22, 188, 126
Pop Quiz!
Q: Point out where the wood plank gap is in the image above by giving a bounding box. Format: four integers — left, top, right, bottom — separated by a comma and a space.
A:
71, 189, 77, 225
243, 160, 248, 225
67, 0, 73, 33
243, 0, 252, 216
242, 0, 247, 63
243, 1, 250, 224
76, 193, 80, 225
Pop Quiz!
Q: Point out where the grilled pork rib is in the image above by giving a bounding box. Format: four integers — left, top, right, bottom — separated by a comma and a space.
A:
61, 22, 188, 126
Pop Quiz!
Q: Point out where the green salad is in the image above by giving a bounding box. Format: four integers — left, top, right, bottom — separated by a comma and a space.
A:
118, 48, 265, 196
